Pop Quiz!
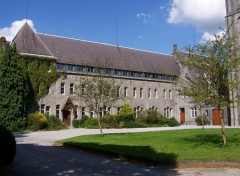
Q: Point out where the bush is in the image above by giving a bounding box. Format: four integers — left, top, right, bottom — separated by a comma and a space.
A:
101, 114, 119, 128
47, 115, 67, 130
122, 120, 148, 128
166, 117, 180, 127
27, 112, 48, 131
137, 110, 161, 124
195, 116, 210, 126
0, 126, 16, 167
72, 119, 81, 128
82, 117, 98, 128
118, 103, 135, 121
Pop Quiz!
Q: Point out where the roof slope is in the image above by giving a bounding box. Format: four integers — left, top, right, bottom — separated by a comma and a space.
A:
13, 23, 180, 76
12, 23, 54, 58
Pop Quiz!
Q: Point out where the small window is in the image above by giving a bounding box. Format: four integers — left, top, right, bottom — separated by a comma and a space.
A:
70, 83, 74, 95
163, 89, 167, 99
154, 89, 158, 99
117, 86, 120, 98
82, 107, 85, 117
140, 88, 143, 99
56, 105, 60, 118
164, 107, 170, 117
61, 82, 65, 95
40, 104, 45, 114
169, 90, 172, 99
124, 87, 128, 97
46, 106, 50, 116
191, 107, 197, 118
73, 106, 78, 119
133, 87, 136, 98
81, 85, 85, 94
148, 88, 151, 99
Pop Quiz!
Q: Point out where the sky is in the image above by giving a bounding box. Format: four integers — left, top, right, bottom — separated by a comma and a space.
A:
0, 0, 226, 54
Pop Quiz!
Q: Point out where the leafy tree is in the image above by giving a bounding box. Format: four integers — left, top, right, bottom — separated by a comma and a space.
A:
74, 68, 124, 135
118, 103, 135, 121
176, 30, 240, 146
0, 44, 27, 131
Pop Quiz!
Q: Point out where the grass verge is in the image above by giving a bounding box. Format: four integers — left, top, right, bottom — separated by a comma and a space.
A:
59, 129, 240, 165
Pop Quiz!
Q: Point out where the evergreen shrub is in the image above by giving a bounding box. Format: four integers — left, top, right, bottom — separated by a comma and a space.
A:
47, 115, 67, 130
27, 112, 48, 131
117, 103, 135, 121
72, 119, 81, 128
195, 116, 210, 126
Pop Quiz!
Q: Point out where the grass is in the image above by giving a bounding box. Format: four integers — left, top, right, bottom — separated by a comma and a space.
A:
59, 129, 240, 165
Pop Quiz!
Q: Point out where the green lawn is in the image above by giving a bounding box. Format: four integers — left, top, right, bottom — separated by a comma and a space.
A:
59, 129, 240, 165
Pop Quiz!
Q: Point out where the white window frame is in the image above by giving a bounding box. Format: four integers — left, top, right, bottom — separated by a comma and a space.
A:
61, 82, 65, 95
124, 87, 128, 97
148, 88, 151, 99
163, 89, 167, 99
133, 87, 136, 98
191, 107, 198, 118
140, 88, 143, 99
154, 89, 158, 99
70, 83, 74, 95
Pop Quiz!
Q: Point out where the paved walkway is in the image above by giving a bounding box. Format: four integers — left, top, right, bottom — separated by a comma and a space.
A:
13, 126, 240, 175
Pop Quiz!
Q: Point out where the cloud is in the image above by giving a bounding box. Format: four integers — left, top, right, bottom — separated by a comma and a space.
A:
167, 0, 226, 33
0, 19, 36, 41
136, 13, 154, 23
200, 30, 225, 43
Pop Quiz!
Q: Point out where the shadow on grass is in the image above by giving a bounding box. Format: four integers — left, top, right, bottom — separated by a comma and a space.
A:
183, 133, 240, 147
63, 142, 177, 166
13, 143, 180, 176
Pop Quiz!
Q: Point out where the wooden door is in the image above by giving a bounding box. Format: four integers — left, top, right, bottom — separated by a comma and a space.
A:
62, 110, 71, 126
180, 108, 185, 124
212, 109, 223, 125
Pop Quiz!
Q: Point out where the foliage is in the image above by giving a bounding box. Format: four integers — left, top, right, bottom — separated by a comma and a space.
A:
19, 55, 60, 112
195, 116, 210, 126
138, 109, 162, 124
74, 68, 124, 135
101, 114, 119, 128
60, 129, 240, 164
27, 112, 48, 131
165, 117, 180, 127
120, 120, 148, 128
176, 29, 240, 145
118, 103, 135, 121
72, 119, 81, 128
47, 115, 67, 130
0, 125, 16, 166
81, 117, 98, 128
0, 44, 27, 131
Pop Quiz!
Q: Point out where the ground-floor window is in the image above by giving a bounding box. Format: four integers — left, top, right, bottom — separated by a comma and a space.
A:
56, 105, 60, 118
40, 104, 45, 114
191, 107, 197, 118
46, 106, 50, 116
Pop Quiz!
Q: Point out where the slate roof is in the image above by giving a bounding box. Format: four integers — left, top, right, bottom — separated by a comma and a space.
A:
13, 23, 180, 76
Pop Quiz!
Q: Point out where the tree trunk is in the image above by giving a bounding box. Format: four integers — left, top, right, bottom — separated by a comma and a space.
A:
200, 107, 204, 129
219, 108, 227, 146
96, 113, 104, 136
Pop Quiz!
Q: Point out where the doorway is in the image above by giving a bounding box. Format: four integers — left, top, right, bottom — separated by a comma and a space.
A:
180, 108, 185, 124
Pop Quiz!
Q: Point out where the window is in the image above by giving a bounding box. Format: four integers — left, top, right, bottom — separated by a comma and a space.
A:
107, 107, 111, 113
40, 104, 45, 114
163, 89, 167, 99
100, 107, 103, 117
191, 107, 197, 118
67, 65, 74, 71
140, 88, 143, 99
148, 88, 151, 99
61, 82, 65, 95
81, 85, 85, 94
154, 89, 158, 99
70, 83, 74, 95
117, 107, 121, 113
124, 87, 128, 97
164, 107, 170, 117
82, 107, 85, 117
133, 87, 136, 98
46, 106, 50, 116
170, 108, 173, 117
169, 90, 172, 99
117, 86, 120, 98
56, 105, 60, 118
90, 110, 94, 117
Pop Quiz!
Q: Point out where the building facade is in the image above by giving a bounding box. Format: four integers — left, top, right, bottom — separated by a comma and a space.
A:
11, 22, 226, 126
226, 0, 240, 126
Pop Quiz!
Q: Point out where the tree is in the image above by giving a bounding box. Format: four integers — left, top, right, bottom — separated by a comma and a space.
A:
118, 103, 134, 121
0, 44, 27, 131
176, 30, 240, 146
74, 68, 124, 135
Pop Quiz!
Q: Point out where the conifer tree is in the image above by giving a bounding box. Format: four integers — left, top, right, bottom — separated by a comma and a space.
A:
0, 44, 27, 131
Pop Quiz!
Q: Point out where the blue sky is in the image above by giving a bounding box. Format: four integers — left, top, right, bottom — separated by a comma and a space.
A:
0, 0, 226, 54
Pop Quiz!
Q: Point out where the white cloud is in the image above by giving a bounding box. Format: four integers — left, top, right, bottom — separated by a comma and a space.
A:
200, 30, 225, 43
0, 19, 36, 41
136, 13, 153, 23
167, 0, 226, 33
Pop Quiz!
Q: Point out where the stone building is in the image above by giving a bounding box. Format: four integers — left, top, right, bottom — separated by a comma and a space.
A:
226, 0, 240, 126
11, 22, 224, 126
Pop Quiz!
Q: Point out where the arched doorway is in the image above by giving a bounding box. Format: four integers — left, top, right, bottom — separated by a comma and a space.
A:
212, 109, 224, 125
180, 108, 185, 124
62, 97, 77, 126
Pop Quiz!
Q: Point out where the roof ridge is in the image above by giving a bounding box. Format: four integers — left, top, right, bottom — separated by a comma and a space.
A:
37, 32, 173, 57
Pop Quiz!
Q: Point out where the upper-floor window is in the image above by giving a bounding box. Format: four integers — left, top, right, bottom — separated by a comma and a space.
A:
70, 83, 74, 95
117, 86, 120, 98
148, 88, 151, 99
40, 104, 45, 114
61, 82, 65, 95
56, 105, 60, 118
124, 87, 128, 97
169, 90, 172, 99
154, 89, 158, 99
133, 87, 136, 98
46, 106, 50, 116
163, 89, 167, 99
140, 88, 143, 99
81, 85, 85, 94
